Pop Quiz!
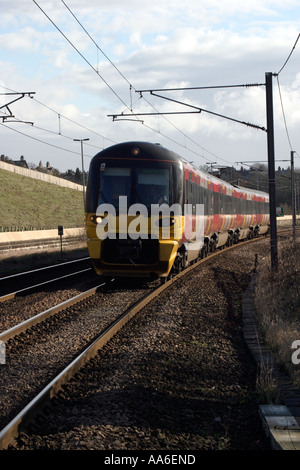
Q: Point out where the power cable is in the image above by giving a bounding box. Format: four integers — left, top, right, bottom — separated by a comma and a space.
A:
276, 33, 300, 76
37, 1, 222, 169
60, 0, 132, 88
1, 106, 102, 153
32, 0, 138, 119
58, 0, 237, 167
276, 76, 294, 152
0, 121, 90, 157
0, 84, 117, 146
274, 33, 300, 162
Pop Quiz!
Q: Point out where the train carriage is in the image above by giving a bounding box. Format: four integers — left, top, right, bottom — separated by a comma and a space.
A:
85, 141, 269, 281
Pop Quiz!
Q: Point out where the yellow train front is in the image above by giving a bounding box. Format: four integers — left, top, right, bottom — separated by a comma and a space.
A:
85, 141, 185, 280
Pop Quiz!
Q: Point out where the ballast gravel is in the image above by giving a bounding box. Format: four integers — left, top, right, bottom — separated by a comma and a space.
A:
14, 240, 272, 451
0, 278, 156, 431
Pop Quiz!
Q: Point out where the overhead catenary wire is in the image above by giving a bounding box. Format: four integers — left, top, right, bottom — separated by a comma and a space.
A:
9, 2, 297, 173
60, 0, 132, 89
0, 105, 104, 153
0, 84, 117, 148
276, 76, 294, 152
37, 0, 212, 168
57, 1, 300, 176
0, 121, 91, 158
58, 0, 235, 167
273, 33, 300, 161
276, 33, 300, 76
32, 97, 117, 145
115, 90, 267, 132
32, 0, 138, 120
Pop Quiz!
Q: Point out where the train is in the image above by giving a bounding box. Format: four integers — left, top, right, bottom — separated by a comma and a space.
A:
85, 141, 269, 282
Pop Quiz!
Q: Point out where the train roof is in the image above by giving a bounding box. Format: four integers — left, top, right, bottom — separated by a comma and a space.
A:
183, 160, 269, 198
92, 141, 182, 164
91, 141, 269, 199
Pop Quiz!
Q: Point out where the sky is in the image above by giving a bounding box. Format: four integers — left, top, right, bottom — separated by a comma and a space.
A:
0, 0, 300, 173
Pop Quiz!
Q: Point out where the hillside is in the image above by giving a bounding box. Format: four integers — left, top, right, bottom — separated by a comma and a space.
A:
0, 169, 85, 230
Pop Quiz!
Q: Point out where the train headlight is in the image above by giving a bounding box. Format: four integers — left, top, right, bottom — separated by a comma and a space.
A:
132, 147, 140, 156
90, 215, 103, 224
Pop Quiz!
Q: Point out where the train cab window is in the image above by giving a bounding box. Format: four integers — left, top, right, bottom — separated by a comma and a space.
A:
98, 167, 131, 207
136, 168, 170, 207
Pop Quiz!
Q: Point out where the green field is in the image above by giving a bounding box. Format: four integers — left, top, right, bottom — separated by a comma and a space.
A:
0, 169, 85, 230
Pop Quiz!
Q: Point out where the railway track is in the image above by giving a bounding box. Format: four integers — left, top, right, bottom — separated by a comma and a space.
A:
0, 274, 158, 448
0, 234, 85, 254
0, 257, 92, 300
0, 282, 107, 342
0, 235, 274, 450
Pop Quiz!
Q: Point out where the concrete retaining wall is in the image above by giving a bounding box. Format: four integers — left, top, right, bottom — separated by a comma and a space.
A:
0, 161, 83, 191
277, 215, 300, 226
0, 227, 85, 244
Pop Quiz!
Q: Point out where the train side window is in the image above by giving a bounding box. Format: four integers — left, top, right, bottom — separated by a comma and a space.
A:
198, 184, 205, 208
192, 182, 196, 206
240, 197, 246, 215
247, 200, 251, 215
237, 196, 241, 215
186, 180, 192, 204
210, 191, 214, 214
203, 187, 207, 215
197, 184, 201, 204
265, 201, 269, 214
224, 194, 229, 214
220, 192, 224, 214
230, 195, 234, 214
214, 191, 220, 214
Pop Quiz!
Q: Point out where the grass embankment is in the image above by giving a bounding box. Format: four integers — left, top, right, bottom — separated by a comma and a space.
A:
0, 169, 85, 230
255, 239, 300, 392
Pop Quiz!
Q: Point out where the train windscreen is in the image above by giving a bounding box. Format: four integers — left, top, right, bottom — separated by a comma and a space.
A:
97, 165, 170, 209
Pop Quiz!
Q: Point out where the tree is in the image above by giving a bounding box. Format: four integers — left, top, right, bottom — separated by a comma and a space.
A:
75, 167, 81, 182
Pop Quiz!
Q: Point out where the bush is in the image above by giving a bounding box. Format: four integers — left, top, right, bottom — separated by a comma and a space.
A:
255, 239, 300, 388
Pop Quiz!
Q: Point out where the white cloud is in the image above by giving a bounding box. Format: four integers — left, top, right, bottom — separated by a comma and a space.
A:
0, 26, 41, 52
0, 0, 299, 171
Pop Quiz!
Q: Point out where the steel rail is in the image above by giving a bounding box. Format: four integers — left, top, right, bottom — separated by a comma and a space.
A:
0, 257, 90, 281
0, 236, 267, 449
0, 280, 109, 342
0, 268, 93, 303
0, 236, 85, 254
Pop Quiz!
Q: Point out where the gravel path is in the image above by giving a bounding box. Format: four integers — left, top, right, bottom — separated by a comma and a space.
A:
14, 239, 272, 451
